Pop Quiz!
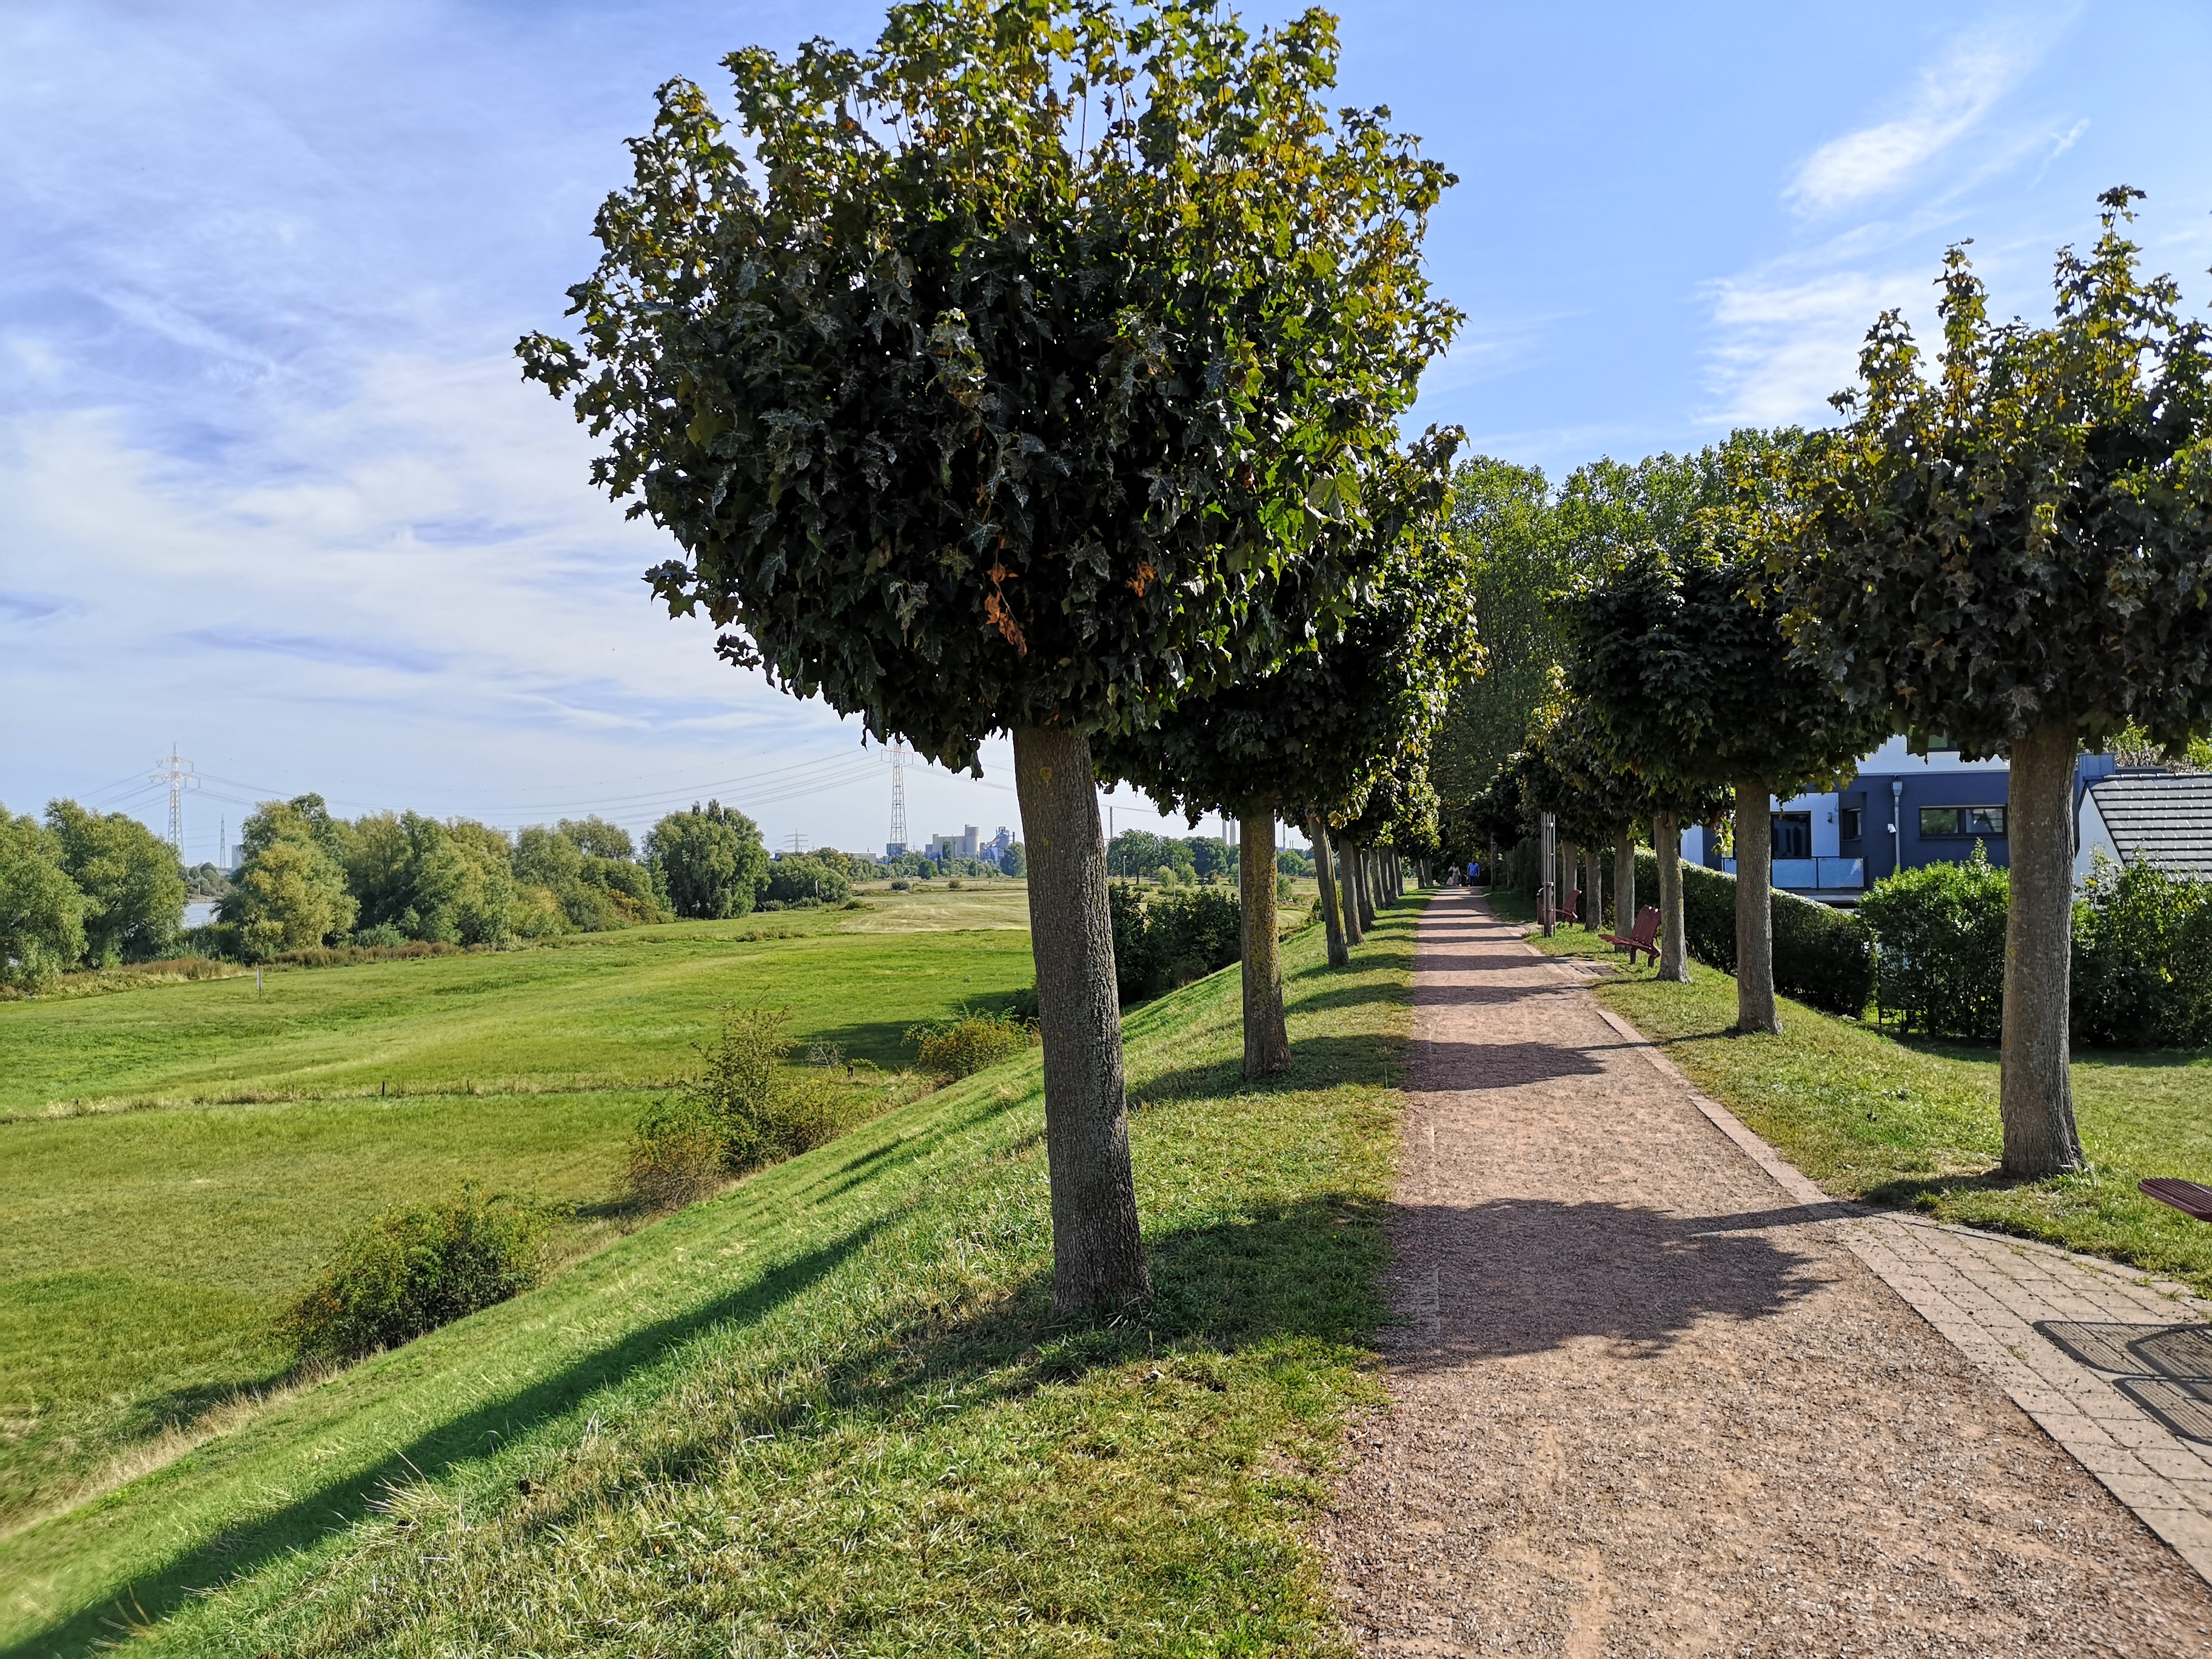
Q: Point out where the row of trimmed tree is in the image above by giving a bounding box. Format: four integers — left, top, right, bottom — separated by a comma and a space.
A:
1459, 186, 2212, 1185
522, 5, 1480, 1312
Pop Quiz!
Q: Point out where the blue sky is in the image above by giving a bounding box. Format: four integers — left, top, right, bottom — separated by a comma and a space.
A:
5, 0, 2210, 860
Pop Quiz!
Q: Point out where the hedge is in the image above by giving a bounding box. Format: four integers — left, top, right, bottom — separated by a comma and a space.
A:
1855, 848, 2212, 1047
1629, 849, 1875, 1017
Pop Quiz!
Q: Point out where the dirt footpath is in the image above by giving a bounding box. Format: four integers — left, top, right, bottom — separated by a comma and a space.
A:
1324, 890, 2212, 1656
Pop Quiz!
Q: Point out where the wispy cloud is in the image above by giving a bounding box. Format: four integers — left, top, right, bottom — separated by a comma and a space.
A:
1704, 271, 1925, 425
1788, 22, 2054, 214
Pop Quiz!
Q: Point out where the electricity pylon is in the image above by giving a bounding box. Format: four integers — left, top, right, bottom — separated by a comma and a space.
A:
888, 740, 909, 854
153, 745, 198, 857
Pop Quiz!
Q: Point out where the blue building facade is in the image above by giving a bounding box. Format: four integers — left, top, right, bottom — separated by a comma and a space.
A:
1681, 736, 2122, 905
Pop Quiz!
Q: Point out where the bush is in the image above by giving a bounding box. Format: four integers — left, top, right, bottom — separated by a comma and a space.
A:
1107, 883, 1240, 1000
284, 1185, 548, 1360
680, 1005, 846, 1174
624, 1097, 729, 1211
1631, 850, 1875, 1018
2072, 853, 2212, 1047
764, 854, 853, 907
890, 879, 911, 891
352, 921, 407, 948
1855, 848, 2009, 1039
906, 1008, 1036, 1078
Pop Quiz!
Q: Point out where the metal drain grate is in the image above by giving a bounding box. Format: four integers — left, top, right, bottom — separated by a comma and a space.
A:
2037, 1321, 2212, 1444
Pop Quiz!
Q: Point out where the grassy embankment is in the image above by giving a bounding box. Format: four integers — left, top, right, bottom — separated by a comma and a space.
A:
1490, 887, 2212, 1294
0, 889, 1035, 1535
1, 894, 1420, 1657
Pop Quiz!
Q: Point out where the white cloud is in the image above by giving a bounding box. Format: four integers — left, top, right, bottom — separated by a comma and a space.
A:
1788, 24, 2051, 213
1704, 270, 1926, 426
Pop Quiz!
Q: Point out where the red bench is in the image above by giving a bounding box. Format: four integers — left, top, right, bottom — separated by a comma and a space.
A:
2141, 1178, 2212, 1222
1602, 905, 1660, 966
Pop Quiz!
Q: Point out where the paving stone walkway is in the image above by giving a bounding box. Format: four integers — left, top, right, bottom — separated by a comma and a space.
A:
1324, 888, 2212, 1655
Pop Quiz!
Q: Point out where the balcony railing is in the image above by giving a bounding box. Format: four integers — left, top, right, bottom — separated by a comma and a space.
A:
1718, 856, 1865, 890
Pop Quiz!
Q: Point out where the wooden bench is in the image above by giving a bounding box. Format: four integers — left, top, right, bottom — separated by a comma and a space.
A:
2141, 1178, 2212, 1222
1602, 905, 1660, 966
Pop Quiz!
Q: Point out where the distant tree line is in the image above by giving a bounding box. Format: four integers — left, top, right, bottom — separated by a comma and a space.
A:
0, 789, 893, 987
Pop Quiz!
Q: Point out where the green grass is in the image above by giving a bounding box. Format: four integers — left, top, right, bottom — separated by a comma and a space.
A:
1493, 888, 2212, 1296
0, 890, 1038, 1535
0, 899, 1420, 1657
0, 888, 1034, 1115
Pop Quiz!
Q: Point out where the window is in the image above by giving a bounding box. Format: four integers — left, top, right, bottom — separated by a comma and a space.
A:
1771, 812, 1812, 859
1919, 806, 2006, 838
1839, 808, 1862, 840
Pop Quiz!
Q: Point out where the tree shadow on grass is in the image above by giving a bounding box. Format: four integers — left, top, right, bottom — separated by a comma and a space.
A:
8, 1221, 884, 1659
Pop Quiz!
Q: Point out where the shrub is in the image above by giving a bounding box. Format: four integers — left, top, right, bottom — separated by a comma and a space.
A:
906, 1008, 1036, 1079
1855, 847, 2010, 1039
764, 854, 853, 907
1106, 883, 1240, 1001
2073, 853, 2212, 1047
352, 921, 407, 948
1632, 850, 1875, 1017
680, 1005, 846, 1174
624, 1097, 729, 1212
284, 1185, 548, 1361
890, 879, 911, 891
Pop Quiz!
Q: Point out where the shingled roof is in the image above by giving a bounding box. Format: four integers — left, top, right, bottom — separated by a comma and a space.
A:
2085, 772, 2212, 879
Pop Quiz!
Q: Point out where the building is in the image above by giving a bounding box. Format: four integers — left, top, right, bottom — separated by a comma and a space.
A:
2076, 771, 2212, 880
927, 825, 982, 861
1682, 736, 2129, 905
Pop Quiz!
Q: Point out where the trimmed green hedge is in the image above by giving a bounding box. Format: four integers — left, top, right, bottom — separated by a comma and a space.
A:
1631, 849, 1875, 1017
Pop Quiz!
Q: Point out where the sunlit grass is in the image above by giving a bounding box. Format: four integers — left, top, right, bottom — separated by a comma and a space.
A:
1, 897, 1422, 1658
0, 890, 1039, 1533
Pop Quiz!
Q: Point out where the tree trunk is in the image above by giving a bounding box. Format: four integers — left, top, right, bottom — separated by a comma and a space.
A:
1614, 833, 1634, 937
2001, 722, 2087, 1176
1340, 839, 1365, 945
1311, 814, 1350, 968
1654, 811, 1690, 982
1353, 842, 1376, 932
1560, 841, 1579, 924
1584, 844, 1603, 931
1239, 806, 1291, 1078
1011, 725, 1151, 1313
1733, 779, 1779, 1034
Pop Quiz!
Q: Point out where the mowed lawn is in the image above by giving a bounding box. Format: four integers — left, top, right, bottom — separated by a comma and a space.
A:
0, 888, 1036, 1533
0, 883, 1034, 1114
1497, 890, 2212, 1294
1, 903, 1417, 1659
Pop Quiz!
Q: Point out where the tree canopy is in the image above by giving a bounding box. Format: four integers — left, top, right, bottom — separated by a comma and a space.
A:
0, 806, 87, 993
44, 800, 186, 967
648, 802, 772, 920
518, 0, 1458, 771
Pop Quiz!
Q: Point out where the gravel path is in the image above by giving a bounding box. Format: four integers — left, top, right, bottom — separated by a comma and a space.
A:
1324, 890, 2212, 1655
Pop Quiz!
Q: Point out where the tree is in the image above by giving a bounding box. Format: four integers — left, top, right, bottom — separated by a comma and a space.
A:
1559, 437, 1884, 1029
522, 3, 1456, 1310
0, 805, 85, 992
1097, 441, 1473, 1074
223, 809, 358, 960
1000, 841, 1027, 877
1428, 457, 1563, 809
1784, 189, 2212, 1175
558, 817, 636, 860
43, 800, 186, 965
648, 802, 770, 920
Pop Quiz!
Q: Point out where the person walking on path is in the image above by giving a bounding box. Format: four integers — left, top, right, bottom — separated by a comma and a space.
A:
1326, 888, 2212, 1652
